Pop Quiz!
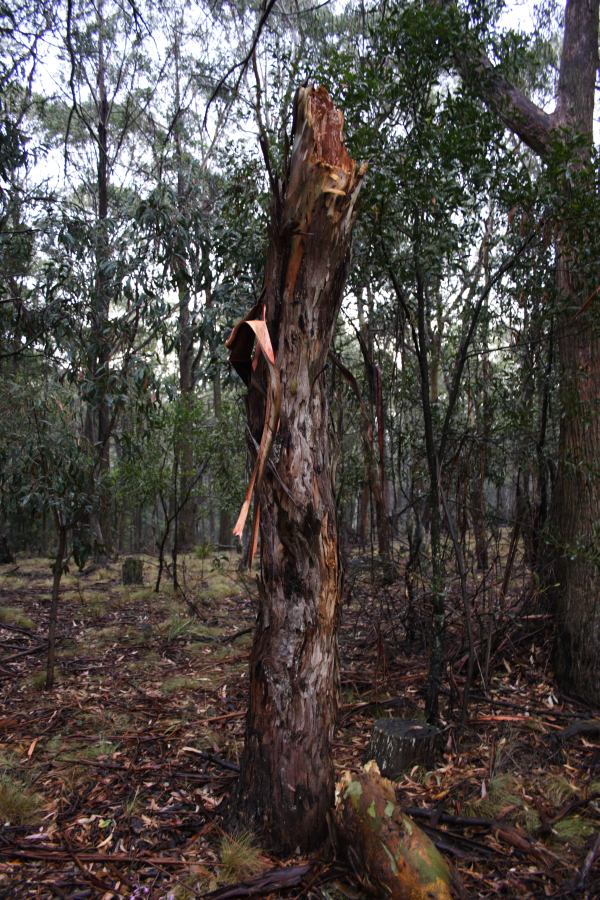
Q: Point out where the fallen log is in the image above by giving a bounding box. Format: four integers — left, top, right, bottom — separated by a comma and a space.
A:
335, 761, 452, 899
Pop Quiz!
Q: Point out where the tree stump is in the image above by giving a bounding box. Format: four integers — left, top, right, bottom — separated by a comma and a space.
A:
0, 535, 14, 565
367, 719, 442, 779
122, 557, 144, 585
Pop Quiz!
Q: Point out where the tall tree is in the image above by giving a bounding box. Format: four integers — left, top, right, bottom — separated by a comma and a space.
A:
229, 86, 365, 852
447, 0, 599, 703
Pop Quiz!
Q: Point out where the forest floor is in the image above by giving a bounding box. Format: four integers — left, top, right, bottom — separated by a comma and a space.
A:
0, 549, 598, 899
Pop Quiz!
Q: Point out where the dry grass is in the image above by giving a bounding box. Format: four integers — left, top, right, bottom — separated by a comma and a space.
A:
0, 775, 42, 825
218, 831, 266, 884
0, 605, 35, 630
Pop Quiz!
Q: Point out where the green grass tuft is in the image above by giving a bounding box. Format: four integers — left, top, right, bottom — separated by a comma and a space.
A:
0, 775, 42, 824
0, 605, 35, 630
551, 816, 596, 846
161, 675, 199, 695
464, 774, 522, 820
219, 831, 266, 884
26, 669, 56, 690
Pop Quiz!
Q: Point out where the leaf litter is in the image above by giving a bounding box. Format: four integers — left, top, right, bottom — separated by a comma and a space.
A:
0, 552, 598, 897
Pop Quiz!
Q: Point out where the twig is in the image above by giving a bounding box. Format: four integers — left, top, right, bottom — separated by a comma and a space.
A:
575, 832, 600, 891
203, 0, 278, 130
221, 626, 253, 645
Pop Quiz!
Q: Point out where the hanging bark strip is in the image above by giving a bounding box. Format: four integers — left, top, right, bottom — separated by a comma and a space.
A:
229, 86, 366, 852
226, 301, 280, 558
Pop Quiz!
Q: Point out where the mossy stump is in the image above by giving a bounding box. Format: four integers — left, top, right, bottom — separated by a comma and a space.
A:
367, 719, 442, 779
122, 557, 144, 585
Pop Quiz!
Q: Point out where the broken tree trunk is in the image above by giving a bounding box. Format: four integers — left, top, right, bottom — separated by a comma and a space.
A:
335, 762, 452, 899
230, 86, 365, 853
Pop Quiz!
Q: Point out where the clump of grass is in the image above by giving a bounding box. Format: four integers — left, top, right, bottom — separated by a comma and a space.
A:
551, 816, 596, 846
74, 588, 107, 620
0, 750, 20, 773
81, 739, 118, 759
0, 606, 35, 630
0, 775, 42, 824
188, 622, 224, 642
538, 774, 577, 808
123, 787, 143, 817
26, 669, 57, 691
588, 779, 600, 797
219, 831, 266, 884
96, 625, 121, 643
161, 614, 192, 642
83, 599, 106, 620
521, 805, 542, 834
464, 774, 522, 820
161, 675, 199, 695
45, 735, 65, 756
125, 587, 155, 603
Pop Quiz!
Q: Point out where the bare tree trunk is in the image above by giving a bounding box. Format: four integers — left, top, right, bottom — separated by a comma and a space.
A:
93, 0, 113, 557
233, 87, 365, 852
172, 28, 197, 553
46, 519, 67, 690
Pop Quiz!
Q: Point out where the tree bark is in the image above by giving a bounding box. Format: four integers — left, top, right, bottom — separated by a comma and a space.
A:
233, 86, 365, 852
46, 519, 67, 690
450, 0, 600, 702
93, 0, 113, 557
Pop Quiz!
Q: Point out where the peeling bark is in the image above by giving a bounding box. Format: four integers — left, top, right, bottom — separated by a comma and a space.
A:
233, 87, 365, 852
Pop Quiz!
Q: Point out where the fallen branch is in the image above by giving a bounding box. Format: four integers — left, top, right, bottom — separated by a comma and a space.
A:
0, 847, 186, 866
221, 626, 253, 645
574, 832, 600, 892
1, 642, 48, 664
181, 746, 240, 772
202, 862, 316, 898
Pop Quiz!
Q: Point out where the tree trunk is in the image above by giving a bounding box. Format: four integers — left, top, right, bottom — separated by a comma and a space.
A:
46, 520, 67, 690
550, 259, 600, 702
93, 0, 113, 557
173, 32, 197, 553
233, 86, 365, 852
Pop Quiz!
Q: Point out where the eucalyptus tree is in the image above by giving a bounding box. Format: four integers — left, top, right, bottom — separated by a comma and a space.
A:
35, 0, 160, 556
313, 0, 543, 721
432, 0, 600, 702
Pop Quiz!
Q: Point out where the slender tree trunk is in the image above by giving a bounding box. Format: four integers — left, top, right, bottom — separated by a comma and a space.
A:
46, 519, 67, 690
93, 0, 112, 556
357, 483, 370, 549
172, 30, 197, 553
234, 87, 365, 852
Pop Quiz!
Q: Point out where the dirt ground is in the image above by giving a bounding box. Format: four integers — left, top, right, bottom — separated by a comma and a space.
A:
0, 551, 598, 898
